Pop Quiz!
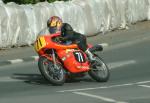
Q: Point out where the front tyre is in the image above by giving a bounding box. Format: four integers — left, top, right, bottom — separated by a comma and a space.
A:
38, 56, 66, 86
88, 54, 110, 82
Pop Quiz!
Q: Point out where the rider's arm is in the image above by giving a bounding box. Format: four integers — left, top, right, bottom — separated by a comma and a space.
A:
60, 32, 75, 41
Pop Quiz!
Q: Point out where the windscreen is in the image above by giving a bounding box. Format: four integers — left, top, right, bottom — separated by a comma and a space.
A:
37, 27, 51, 37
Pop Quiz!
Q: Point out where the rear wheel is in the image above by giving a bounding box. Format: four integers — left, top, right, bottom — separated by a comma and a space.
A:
38, 56, 66, 86
88, 54, 110, 82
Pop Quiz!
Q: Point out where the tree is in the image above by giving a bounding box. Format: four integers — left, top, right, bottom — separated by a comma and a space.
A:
3, 0, 68, 4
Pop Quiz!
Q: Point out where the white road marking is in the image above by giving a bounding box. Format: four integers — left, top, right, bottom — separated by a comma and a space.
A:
31, 56, 39, 60
58, 80, 150, 92
73, 92, 128, 103
99, 43, 109, 47
106, 83, 133, 88
58, 83, 134, 93
8, 59, 23, 64
108, 60, 136, 69
136, 81, 150, 84
138, 85, 150, 88
58, 86, 108, 92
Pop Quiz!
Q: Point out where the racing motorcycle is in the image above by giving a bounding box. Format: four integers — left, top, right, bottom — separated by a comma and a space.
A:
34, 33, 110, 85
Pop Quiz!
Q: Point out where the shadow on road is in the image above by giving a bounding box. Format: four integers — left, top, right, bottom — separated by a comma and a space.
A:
12, 73, 95, 86
12, 73, 52, 85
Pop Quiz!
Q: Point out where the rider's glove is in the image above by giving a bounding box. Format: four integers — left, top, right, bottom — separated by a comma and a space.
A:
59, 37, 66, 41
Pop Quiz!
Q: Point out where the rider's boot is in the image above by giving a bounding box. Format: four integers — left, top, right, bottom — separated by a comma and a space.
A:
85, 49, 96, 62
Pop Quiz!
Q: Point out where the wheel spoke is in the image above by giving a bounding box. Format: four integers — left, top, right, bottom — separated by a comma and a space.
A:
42, 58, 64, 81
39, 56, 65, 85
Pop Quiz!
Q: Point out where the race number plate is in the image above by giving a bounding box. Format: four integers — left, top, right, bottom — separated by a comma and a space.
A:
34, 36, 46, 52
73, 51, 86, 63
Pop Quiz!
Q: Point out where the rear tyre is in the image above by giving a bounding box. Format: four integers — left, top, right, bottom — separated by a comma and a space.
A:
88, 54, 110, 82
38, 56, 66, 86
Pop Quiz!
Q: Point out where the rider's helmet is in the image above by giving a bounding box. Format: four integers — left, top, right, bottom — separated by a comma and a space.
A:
47, 16, 63, 34
61, 23, 74, 37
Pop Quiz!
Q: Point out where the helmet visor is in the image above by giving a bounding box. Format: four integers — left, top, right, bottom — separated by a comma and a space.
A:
49, 27, 57, 34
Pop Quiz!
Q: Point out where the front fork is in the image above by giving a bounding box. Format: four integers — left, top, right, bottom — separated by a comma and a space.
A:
52, 49, 57, 68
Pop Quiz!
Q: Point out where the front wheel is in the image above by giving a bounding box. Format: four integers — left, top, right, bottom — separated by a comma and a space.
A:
38, 56, 66, 86
88, 54, 110, 82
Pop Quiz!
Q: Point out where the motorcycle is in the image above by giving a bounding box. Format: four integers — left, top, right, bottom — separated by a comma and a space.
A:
34, 33, 110, 85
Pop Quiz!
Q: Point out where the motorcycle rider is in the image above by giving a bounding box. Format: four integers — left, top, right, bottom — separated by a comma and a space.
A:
46, 16, 96, 61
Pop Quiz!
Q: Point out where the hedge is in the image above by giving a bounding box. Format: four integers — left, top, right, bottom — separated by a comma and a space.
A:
3, 0, 69, 4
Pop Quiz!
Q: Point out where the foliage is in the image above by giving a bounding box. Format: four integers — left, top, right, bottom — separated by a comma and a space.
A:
3, 0, 69, 4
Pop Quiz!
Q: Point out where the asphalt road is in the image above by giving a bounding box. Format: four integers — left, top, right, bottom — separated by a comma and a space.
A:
0, 36, 150, 103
